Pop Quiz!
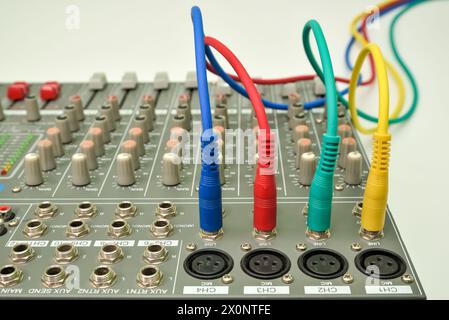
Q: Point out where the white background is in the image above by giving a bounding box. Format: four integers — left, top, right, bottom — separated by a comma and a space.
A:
1, 0, 448, 299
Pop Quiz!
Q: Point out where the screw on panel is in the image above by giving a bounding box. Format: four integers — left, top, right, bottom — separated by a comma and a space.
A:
240, 243, 252, 252
185, 243, 197, 252
350, 242, 362, 252
334, 183, 344, 191
282, 274, 294, 284
401, 273, 414, 284
316, 118, 323, 124
296, 243, 307, 251
12, 186, 21, 193
342, 273, 354, 284
8, 218, 19, 227
221, 274, 233, 284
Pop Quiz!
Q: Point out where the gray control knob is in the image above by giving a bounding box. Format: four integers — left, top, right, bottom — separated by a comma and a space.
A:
0, 101, 4, 121
288, 112, 306, 130
338, 137, 357, 168
46, 127, 64, 157
128, 127, 145, 156
71, 153, 90, 186
80, 140, 98, 170
131, 115, 150, 143
64, 105, 79, 132
121, 140, 140, 170
100, 104, 116, 131
116, 153, 136, 186
162, 152, 181, 186
107, 95, 121, 121
88, 127, 105, 157
25, 96, 41, 122
298, 152, 317, 186
288, 102, 304, 119
214, 104, 229, 128
138, 104, 155, 131
295, 138, 312, 169
93, 115, 111, 143
172, 114, 190, 131
37, 139, 56, 171
24, 153, 44, 186
69, 95, 85, 121
344, 151, 363, 185
292, 124, 310, 143
55, 115, 73, 144
212, 114, 227, 130
337, 124, 352, 139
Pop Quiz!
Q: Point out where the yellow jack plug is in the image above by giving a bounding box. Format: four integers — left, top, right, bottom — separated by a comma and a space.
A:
348, 43, 391, 240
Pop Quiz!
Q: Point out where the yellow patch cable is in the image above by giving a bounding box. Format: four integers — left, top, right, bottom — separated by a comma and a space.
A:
349, 43, 391, 240
350, 0, 405, 134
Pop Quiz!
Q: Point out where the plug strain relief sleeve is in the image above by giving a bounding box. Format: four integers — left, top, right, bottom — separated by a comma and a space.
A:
198, 163, 223, 233
361, 133, 391, 232
307, 134, 340, 232
253, 165, 277, 232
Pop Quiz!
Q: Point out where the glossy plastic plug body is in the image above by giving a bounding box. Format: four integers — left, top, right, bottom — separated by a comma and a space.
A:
198, 133, 223, 236
253, 131, 277, 237
306, 134, 340, 238
360, 132, 391, 239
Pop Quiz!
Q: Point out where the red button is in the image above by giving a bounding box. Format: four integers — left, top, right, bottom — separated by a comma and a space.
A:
40, 81, 61, 101
7, 82, 29, 101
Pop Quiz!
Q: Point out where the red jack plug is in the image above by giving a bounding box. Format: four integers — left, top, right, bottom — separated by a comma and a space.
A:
253, 131, 277, 238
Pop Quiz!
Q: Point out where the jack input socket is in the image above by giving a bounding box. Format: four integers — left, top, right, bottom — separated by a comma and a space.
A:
66, 219, 90, 238
107, 219, 132, 238
34, 201, 58, 219
90, 266, 117, 288
41, 265, 67, 288
75, 202, 97, 218
143, 244, 168, 264
137, 266, 163, 288
22, 219, 47, 238
155, 201, 176, 219
0, 265, 23, 288
9, 243, 36, 264
99, 244, 124, 264
54, 243, 79, 264
115, 201, 137, 219
150, 219, 173, 238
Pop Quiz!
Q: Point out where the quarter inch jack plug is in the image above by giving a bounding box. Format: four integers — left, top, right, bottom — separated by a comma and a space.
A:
253, 131, 277, 240
360, 133, 391, 240
198, 133, 223, 240
306, 134, 340, 240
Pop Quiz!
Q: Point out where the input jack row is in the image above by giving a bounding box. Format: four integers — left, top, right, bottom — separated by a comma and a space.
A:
21, 218, 174, 239
30, 200, 177, 220
7, 243, 169, 265
0, 264, 163, 289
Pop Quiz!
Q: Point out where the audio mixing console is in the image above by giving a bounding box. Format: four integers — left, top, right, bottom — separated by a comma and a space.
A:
0, 72, 424, 299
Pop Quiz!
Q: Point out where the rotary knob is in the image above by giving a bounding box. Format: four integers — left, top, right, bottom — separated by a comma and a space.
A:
25, 96, 41, 122
24, 153, 44, 186
71, 153, 90, 186
162, 153, 181, 186
128, 127, 145, 156
46, 127, 64, 157
344, 151, 363, 185
37, 139, 56, 171
298, 152, 317, 186
116, 153, 136, 186
338, 137, 357, 168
